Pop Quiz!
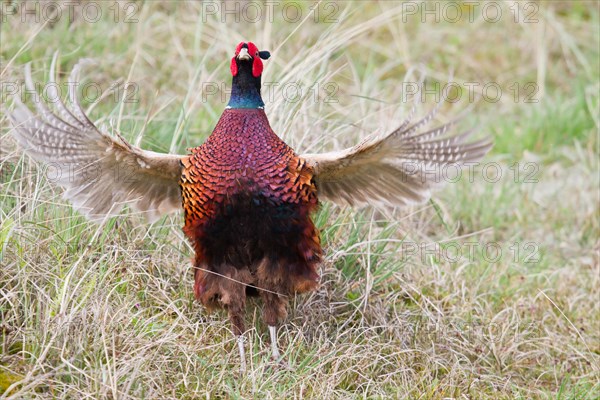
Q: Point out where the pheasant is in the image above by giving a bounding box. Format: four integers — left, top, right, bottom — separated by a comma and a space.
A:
8, 42, 492, 370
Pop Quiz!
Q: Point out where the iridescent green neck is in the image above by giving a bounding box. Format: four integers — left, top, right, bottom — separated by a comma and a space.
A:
228, 62, 264, 109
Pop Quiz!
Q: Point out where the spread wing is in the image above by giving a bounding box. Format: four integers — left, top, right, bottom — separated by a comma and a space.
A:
8, 57, 184, 222
302, 105, 492, 208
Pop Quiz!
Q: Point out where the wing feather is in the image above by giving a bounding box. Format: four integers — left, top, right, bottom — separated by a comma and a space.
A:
8, 58, 185, 222
303, 105, 492, 208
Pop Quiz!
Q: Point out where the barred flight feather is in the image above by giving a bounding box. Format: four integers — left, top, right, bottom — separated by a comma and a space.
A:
302, 104, 492, 208
8, 55, 184, 222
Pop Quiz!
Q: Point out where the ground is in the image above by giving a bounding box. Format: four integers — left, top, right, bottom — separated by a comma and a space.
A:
0, 1, 598, 399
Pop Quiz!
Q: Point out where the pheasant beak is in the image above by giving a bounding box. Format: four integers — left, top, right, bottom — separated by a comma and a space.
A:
237, 48, 252, 61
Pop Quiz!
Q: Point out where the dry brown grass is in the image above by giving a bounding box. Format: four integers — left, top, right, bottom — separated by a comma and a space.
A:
1, 1, 598, 398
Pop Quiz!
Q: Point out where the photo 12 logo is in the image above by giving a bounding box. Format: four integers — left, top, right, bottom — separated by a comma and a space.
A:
199, 1, 340, 23
399, 161, 539, 185
1, 1, 140, 24
400, 81, 540, 105
1, 80, 140, 105
199, 81, 339, 104
400, 240, 541, 264
401, 1, 539, 24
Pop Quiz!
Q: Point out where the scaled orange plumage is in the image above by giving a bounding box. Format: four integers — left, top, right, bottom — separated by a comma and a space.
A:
180, 108, 321, 334
8, 42, 492, 369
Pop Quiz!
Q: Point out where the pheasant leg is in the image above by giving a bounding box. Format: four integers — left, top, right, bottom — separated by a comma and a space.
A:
237, 334, 247, 372
268, 325, 280, 359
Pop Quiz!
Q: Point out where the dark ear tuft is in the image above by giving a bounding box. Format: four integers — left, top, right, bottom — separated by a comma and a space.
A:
259, 51, 271, 60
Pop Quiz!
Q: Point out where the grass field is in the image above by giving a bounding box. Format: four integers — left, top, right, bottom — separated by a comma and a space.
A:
1, 1, 599, 399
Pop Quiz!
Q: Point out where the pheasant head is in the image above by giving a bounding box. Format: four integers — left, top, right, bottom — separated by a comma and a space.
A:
228, 41, 271, 109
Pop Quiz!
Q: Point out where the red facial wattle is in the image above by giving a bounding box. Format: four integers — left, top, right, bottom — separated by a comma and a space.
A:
230, 41, 264, 78
230, 56, 238, 76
